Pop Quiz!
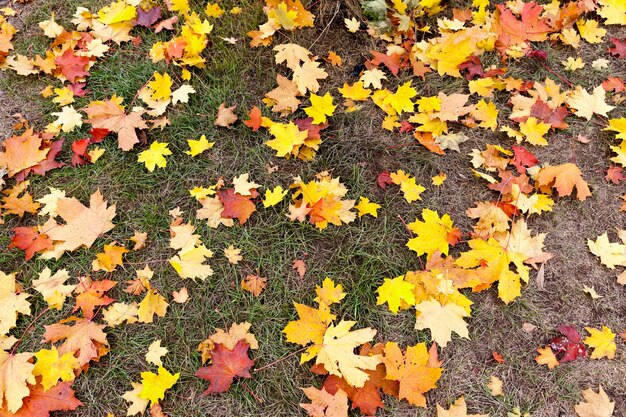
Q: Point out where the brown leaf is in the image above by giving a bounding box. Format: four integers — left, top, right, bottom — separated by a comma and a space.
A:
214, 103, 238, 128
292, 259, 306, 278
241, 274, 266, 297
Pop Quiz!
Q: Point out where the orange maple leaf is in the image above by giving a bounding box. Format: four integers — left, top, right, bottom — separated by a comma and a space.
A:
217, 188, 257, 225
84, 95, 148, 151
535, 163, 591, 201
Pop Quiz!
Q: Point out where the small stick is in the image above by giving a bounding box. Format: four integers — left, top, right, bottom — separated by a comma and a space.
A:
254, 346, 308, 372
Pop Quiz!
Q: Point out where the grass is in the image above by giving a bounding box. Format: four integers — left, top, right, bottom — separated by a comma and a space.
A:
1, 1, 626, 416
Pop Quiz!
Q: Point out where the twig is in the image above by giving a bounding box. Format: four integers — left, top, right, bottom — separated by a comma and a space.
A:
241, 381, 264, 403
254, 346, 308, 372
11, 307, 51, 355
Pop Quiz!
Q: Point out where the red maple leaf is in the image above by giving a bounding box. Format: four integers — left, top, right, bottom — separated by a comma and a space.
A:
603, 77, 626, 93
218, 188, 257, 225
399, 121, 413, 134
68, 82, 88, 97
550, 325, 586, 363
55, 49, 91, 83
293, 117, 327, 140
0, 381, 83, 417
512, 145, 539, 174
609, 38, 626, 59
9, 226, 53, 261
88, 128, 110, 143
367, 50, 401, 75
196, 341, 254, 394
376, 171, 393, 190
72, 138, 91, 166
243, 106, 262, 131
137, 6, 162, 27
459, 57, 485, 80
529, 100, 569, 130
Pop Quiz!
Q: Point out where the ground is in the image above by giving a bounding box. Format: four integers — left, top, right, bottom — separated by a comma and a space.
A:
1, 1, 626, 416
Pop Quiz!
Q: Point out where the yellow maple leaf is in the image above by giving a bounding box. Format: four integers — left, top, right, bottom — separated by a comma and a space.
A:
169, 243, 214, 280
315, 321, 381, 388
567, 85, 615, 120
605, 118, 626, 140
354, 197, 380, 218
383, 82, 417, 114
314, 278, 345, 306
265, 122, 308, 157
38, 12, 64, 38
49, 105, 83, 133
376, 276, 416, 313
123, 382, 149, 416
598, 0, 626, 25
471, 99, 499, 131
92, 243, 128, 272
97, 0, 137, 25
32, 268, 74, 310
562, 57, 585, 71
137, 287, 169, 323
148, 72, 172, 102
415, 299, 470, 347
33, 346, 80, 390
304, 92, 336, 124
437, 396, 489, 417
185, 135, 214, 157
137, 141, 172, 172
432, 172, 447, 185
587, 232, 626, 269
576, 19, 606, 44
0, 351, 35, 413
103, 302, 139, 327
205, 3, 224, 18
519, 117, 551, 146
263, 186, 288, 208
406, 209, 456, 259
145, 340, 168, 367
283, 302, 331, 363
584, 326, 616, 359
338, 81, 371, 101
455, 238, 529, 304
139, 366, 179, 405
381, 114, 401, 131
400, 177, 426, 203
0, 271, 31, 335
